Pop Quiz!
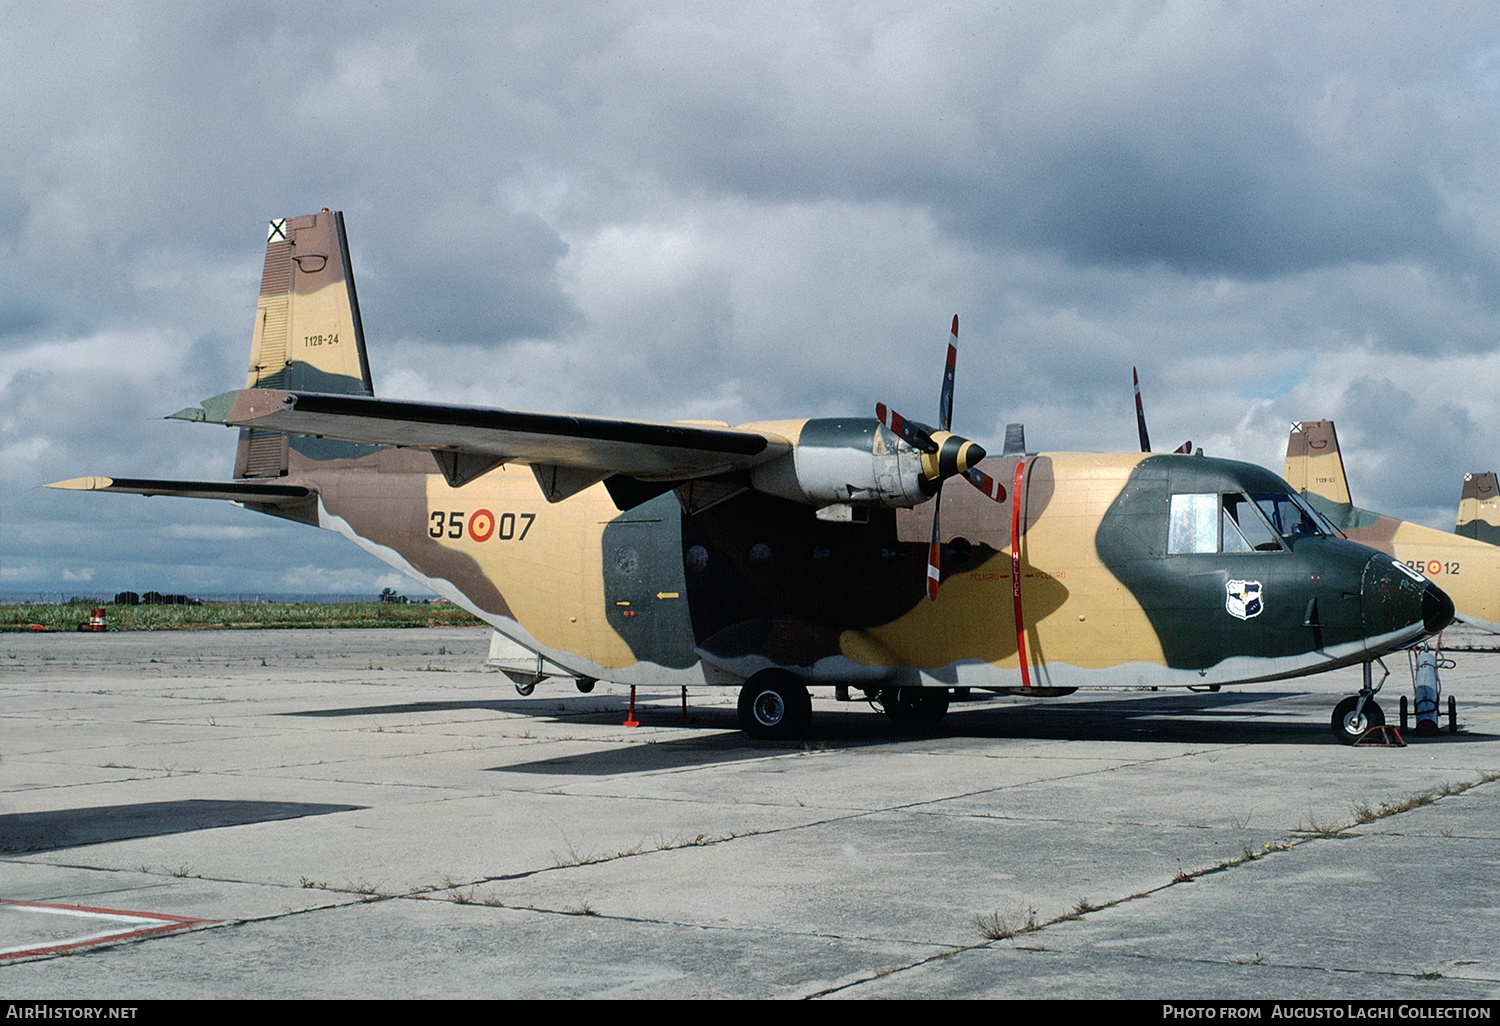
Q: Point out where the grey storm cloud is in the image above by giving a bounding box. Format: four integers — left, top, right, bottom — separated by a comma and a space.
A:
7, 1, 1500, 595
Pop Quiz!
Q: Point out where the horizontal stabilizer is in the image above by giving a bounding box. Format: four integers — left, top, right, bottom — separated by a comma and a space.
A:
180, 388, 792, 483
47, 476, 312, 504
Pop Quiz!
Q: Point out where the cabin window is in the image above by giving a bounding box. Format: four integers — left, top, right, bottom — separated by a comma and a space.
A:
686, 545, 709, 573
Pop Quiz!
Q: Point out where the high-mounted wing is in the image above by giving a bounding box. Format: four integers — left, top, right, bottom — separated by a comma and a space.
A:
170, 388, 794, 499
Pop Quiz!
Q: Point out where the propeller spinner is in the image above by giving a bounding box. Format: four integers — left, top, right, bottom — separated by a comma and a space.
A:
876, 316, 1007, 600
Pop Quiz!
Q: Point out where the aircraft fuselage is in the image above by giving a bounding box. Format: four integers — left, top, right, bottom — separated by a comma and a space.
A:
268, 442, 1448, 695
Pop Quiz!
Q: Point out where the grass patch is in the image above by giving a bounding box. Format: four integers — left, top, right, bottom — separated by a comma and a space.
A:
1294, 813, 1351, 839
550, 829, 745, 868
0, 601, 484, 632
1351, 777, 1496, 826
975, 905, 1040, 940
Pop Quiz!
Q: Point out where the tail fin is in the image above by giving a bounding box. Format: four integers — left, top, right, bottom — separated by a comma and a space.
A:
1456, 472, 1500, 544
1283, 420, 1352, 505
237, 210, 375, 478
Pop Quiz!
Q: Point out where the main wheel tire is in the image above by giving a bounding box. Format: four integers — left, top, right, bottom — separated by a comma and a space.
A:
880, 687, 950, 734
1332, 695, 1385, 745
737, 672, 812, 740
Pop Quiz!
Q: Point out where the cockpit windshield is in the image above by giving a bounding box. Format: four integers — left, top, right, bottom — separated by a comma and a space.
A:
1251, 492, 1325, 541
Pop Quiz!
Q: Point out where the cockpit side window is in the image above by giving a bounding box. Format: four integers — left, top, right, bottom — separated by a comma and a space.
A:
1252, 492, 1322, 541
1221, 506, 1253, 552
1224, 492, 1282, 551
1168, 493, 1218, 554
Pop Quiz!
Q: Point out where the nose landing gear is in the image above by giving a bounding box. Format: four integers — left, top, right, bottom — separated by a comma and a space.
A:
1336, 648, 1462, 745
1332, 659, 1388, 745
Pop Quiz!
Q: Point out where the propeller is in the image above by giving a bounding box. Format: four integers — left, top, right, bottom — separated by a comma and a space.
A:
876, 315, 1007, 600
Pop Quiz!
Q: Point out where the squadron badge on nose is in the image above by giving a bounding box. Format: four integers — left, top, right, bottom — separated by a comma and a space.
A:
1225, 579, 1264, 620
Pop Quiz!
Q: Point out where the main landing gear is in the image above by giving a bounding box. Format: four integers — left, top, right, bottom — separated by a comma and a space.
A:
736, 670, 812, 741
736, 675, 955, 740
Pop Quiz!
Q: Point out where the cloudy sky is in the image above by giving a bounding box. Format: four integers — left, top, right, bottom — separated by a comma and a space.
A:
6, 1, 1500, 598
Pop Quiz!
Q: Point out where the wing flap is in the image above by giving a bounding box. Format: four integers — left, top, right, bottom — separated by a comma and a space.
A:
182, 389, 792, 480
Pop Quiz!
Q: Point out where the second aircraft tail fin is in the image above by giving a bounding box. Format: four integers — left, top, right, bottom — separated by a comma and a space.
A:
1456, 472, 1500, 544
1283, 420, 1353, 506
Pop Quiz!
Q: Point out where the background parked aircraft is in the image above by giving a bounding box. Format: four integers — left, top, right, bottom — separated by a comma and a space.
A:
1283, 420, 1500, 633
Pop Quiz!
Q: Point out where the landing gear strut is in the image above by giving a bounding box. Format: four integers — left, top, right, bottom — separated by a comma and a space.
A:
1332, 659, 1387, 745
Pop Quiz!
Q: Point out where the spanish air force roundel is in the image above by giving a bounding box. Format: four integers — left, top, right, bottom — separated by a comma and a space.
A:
1225, 579, 1264, 620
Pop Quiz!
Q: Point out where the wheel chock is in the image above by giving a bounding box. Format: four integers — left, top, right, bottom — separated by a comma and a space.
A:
1353, 725, 1406, 747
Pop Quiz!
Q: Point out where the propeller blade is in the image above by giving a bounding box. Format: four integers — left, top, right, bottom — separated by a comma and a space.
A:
938, 315, 958, 433
964, 465, 1006, 502
926, 484, 944, 601
1133, 366, 1152, 453
875, 402, 938, 454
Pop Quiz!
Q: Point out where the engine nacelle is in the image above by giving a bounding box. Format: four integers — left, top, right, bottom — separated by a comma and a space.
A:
745, 418, 929, 509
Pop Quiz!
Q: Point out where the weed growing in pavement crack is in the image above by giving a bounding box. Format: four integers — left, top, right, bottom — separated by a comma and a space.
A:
974, 905, 1039, 940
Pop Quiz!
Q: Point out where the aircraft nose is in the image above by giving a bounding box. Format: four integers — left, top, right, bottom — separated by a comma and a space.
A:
1361, 554, 1454, 642
1422, 579, 1456, 636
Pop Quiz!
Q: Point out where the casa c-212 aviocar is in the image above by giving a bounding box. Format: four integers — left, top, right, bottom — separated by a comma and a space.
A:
52, 210, 1454, 744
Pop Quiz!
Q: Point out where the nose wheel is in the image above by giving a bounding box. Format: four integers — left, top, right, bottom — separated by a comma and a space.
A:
1332, 695, 1385, 745
1332, 659, 1388, 745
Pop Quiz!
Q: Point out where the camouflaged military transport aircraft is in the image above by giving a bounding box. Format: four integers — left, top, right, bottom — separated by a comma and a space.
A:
51, 211, 1454, 743
1283, 421, 1500, 637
